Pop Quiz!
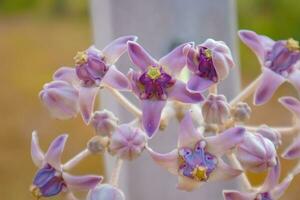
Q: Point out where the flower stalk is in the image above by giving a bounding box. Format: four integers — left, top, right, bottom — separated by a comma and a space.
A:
110, 158, 124, 187
63, 148, 91, 170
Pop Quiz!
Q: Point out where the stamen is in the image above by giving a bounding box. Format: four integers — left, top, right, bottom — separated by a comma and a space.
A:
204, 49, 212, 59
74, 51, 88, 65
30, 185, 42, 200
286, 38, 300, 51
191, 166, 208, 181
147, 66, 161, 80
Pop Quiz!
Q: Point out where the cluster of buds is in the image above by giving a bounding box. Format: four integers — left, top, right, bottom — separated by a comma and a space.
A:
32, 29, 300, 200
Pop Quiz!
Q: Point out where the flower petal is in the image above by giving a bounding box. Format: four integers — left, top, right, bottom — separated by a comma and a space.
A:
159, 43, 192, 75
31, 131, 45, 167
102, 65, 130, 90
178, 111, 202, 148
254, 68, 285, 105
206, 127, 245, 156
102, 35, 138, 65
79, 86, 99, 124
223, 190, 255, 200
63, 173, 103, 190
127, 41, 158, 71
147, 147, 179, 175
168, 80, 204, 103
279, 96, 300, 118
288, 69, 300, 92
260, 158, 280, 192
209, 159, 243, 181
141, 100, 166, 138
186, 47, 199, 73
87, 184, 125, 200
270, 175, 293, 199
282, 135, 300, 159
53, 67, 79, 85
44, 134, 68, 170
176, 175, 200, 192
187, 75, 215, 92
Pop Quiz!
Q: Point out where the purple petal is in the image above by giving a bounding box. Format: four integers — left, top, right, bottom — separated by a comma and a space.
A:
102, 66, 130, 90
53, 67, 79, 85
238, 30, 274, 64
254, 68, 285, 105
223, 190, 255, 200
260, 158, 280, 192
282, 135, 300, 159
187, 75, 215, 92
168, 80, 204, 103
79, 86, 99, 124
159, 43, 192, 75
209, 159, 243, 181
206, 127, 245, 156
279, 96, 300, 118
141, 100, 166, 138
271, 175, 293, 199
102, 35, 138, 65
127, 69, 141, 96
178, 111, 202, 148
44, 134, 68, 170
31, 131, 45, 167
288, 69, 300, 92
147, 147, 178, 175
186, 47, 199, 73
127, 41, 158, 71
63, 173, 103, 190
177, 176, 200, 192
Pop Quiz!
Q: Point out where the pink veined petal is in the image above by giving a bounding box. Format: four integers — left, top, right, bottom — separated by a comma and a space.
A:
187, 75, 215, 92
31, 131, 45, 167
147, 147, 179, 175
254, 68, 285, 105
270, 175, 293, 199
260, 158, 280, 192
282, 135, 300, 159
159, 42, 192, 75
288, 69, 300, 92
168, 80, 204, 103
279, 96, 300, 118
44, 134, 68, 170
223, 190, 256, 200
127, 41, 158, 71
238, 30, 274, 64
127, 69, 141, 96
79, 86, 99, 124
209, 159, 243, 182
212, 49, 232, 81
102, 35, 138, 65
176, 175, 200, 192
63, 173, 103, 191
53, 67, 79, 85
186, 47, 199, 73
102, 65, 131, 91
141, 100, 166, 138
206, 127, 245, 156
178, 111, 202, 148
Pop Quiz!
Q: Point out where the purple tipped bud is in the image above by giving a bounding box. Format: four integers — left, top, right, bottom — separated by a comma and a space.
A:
202, 94, 230, 125
39, 81, 79, 119
87, 136, 109, 154
87, 184, 125, 200
231, 102, 252, 122
109, 124, 147, 160
91, 110, 119, 136
257, 125, 282, 148
236, 132, 277, 172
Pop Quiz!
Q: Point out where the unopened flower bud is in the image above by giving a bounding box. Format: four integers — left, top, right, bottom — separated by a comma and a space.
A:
257, 125, 281, 148
92, 110, 119, 136
109, 124, 147, 160
39, 80, 79, 119
231, 102, 251, 122
87, 136, 109, 154
202, 94, 230, 125
87, 184, 125, 200
236, 132, 277, 172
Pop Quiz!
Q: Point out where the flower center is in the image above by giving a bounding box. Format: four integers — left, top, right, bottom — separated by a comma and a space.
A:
74, 51, 88, 65
197, 47, 218, 82
204, 48, 212, 58
30, 185, 42, 200
178, 140, 217, 182
147, 66, 161, 80
286, 38, 300, 52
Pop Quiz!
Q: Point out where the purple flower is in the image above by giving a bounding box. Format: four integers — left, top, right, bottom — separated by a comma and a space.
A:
186, 39, 235, 92
91, 110, 119, 136
147, 112, 245, 191
223, 160, 293, 200
30, 131, 102, 199
239, 30, 300, 105
52, 36, 138, 124
127, 42, 204, 137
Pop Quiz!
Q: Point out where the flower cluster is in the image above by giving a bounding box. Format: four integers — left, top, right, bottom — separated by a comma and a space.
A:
32, 30, 300, 200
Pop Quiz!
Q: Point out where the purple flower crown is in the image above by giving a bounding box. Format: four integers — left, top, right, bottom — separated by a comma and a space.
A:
32, 30, 300, 200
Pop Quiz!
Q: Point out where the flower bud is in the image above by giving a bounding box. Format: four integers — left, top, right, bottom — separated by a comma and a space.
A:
109, 124, 147, 160
87, 136, 109, 154
87, 184, 125, 200
236, 132, 277, 172
202, 94, 230, 125
257, 125, 281, 148
39, 80, 79, 119
231, 102, 251, 122
91, 110, 119, 136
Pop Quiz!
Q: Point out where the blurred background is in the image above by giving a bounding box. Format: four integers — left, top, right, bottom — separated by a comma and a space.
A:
0, 0, 300, 199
